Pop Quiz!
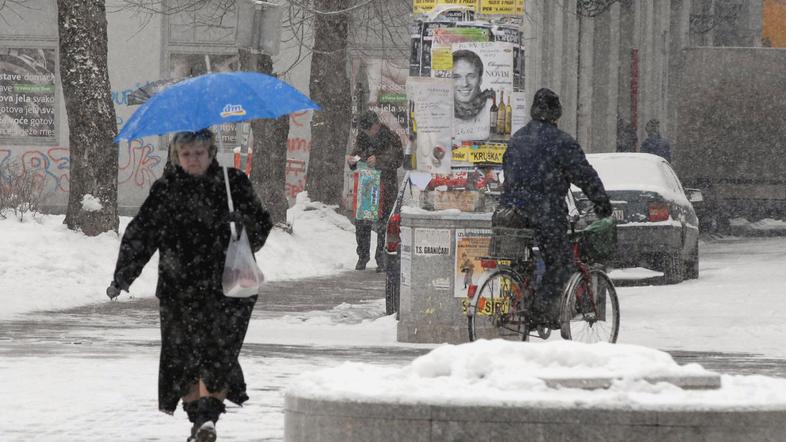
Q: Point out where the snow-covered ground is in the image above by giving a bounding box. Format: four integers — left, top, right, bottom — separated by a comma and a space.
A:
3, 199, 786, 441
0, 193, 369, 320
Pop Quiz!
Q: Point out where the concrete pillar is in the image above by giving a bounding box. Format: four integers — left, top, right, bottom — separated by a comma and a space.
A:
656, 0, 671, 127
550, 1, 565, 93
589, 4, 620, 153
523, 0, 544, 99
561, 3, 580, 138
576, 15, 594, 150
668, 0, 692, 144
617, 1, 635, 132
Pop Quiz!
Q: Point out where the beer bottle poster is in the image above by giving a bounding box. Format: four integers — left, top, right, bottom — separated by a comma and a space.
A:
406, 77, 453, 175
451, 42, 514, 144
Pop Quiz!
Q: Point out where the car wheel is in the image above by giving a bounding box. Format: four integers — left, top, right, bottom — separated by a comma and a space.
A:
684, 246, 699, 280
385, 268, 399, 316
658, 253, 685, 284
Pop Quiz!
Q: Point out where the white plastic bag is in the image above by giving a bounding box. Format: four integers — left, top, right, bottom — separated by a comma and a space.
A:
222, 227, 264, 298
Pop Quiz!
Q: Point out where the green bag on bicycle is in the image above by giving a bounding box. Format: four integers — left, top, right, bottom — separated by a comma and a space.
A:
581, 217, 617, 264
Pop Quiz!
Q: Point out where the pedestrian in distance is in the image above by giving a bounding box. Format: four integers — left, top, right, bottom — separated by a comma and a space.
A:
616, 117, 638, 153
498, 88, 612, 328
347, 110, 404, 272
640, 118, 672, 162
106, 128, 273, 442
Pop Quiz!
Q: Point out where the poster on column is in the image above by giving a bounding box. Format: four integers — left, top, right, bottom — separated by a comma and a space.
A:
451, 42, 514, 144
413, 0, 477, 14
429, 26, 492, 79
407, 77, 453, 174
0, 47, 56, 142
510, 91, 528, 135
478, 0, 525, 15
454, 229, 492, 298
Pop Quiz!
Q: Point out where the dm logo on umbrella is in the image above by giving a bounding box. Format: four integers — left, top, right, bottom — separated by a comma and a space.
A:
221, 104, 247, 118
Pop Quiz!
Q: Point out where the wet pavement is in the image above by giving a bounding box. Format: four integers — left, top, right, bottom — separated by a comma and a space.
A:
1, 268, 785, 378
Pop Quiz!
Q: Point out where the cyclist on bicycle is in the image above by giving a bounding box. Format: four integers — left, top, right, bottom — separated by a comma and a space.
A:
498, 88, 612, 328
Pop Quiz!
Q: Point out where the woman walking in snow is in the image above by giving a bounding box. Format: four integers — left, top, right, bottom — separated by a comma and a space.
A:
106, 128, 272, 442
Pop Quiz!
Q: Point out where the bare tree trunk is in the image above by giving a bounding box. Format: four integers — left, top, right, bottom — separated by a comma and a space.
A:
238, 48, 290, 224
306, 0, 351, 206
58, 0, 119, 235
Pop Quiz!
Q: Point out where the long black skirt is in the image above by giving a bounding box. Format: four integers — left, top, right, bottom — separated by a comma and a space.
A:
158, 294, 256, 414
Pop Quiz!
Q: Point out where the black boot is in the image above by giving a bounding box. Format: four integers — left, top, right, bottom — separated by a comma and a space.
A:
195, 397, 225, 442
182, 401, 200, 442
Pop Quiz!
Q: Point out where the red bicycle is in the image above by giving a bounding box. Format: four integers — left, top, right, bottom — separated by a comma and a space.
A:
466, 223, 620, 343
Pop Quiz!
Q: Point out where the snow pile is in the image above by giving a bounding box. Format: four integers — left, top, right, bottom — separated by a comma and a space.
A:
257, 192, 360, 279
288, 339, 786, 410
245, 299, 398, 346
80, 194, 103, 212
0, 192, 362, 319
730, 217, 786, 233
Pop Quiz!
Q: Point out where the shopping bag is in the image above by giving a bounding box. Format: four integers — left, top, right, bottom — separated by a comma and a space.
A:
352, 163, 382, 220
222, 228, 264, 298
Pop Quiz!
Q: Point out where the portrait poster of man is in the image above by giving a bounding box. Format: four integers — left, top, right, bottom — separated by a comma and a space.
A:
451, 42, 514, 144
407, 77, 453, 175
0, 47, 57, 142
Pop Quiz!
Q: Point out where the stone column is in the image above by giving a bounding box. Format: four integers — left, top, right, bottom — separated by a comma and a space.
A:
576, 15, 594, 149
561, 2, 580, 139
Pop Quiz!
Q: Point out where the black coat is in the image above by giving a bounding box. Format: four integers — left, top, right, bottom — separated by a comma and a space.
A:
502, 119, 610, 220
640, 134, 672, 163
112, 160, 272, 413
351, 124, 403, 216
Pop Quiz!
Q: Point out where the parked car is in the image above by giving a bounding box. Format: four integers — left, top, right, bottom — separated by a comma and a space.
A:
574, 153, 702, 284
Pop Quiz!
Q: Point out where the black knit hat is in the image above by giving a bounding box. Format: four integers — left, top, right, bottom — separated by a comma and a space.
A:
358, 110, 379, 130
530, 88, 562, 122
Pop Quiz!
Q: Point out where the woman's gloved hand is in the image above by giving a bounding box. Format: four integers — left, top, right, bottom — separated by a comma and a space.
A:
106, 281, 125, 300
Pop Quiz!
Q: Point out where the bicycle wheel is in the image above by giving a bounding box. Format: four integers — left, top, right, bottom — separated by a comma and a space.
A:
467, 269, 531, 342
559, 268, 620, 343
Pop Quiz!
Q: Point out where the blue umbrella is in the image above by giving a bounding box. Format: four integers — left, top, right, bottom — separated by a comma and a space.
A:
115, 71, 319, 142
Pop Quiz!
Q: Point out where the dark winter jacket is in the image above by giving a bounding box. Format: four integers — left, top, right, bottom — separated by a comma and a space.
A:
113, 160, 272, 299
351, 124, 404, 215
111, 160, 272, 413
501, 119, 610, 219
640, 134, 672, 163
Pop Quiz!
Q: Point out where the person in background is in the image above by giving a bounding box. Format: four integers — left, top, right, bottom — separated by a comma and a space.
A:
499, 88, 612, 327
640, 118, 672, 162
106, 128, 272, 442
616, 117, 638, 153
347, 110, 404, 271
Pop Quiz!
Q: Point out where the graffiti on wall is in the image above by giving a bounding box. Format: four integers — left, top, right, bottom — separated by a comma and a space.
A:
118, 138, 162, 189
1, 140, 162, 197
0, 146, 69, 194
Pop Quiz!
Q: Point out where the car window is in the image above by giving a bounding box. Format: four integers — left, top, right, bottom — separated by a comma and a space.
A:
663, 165, 686, 196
